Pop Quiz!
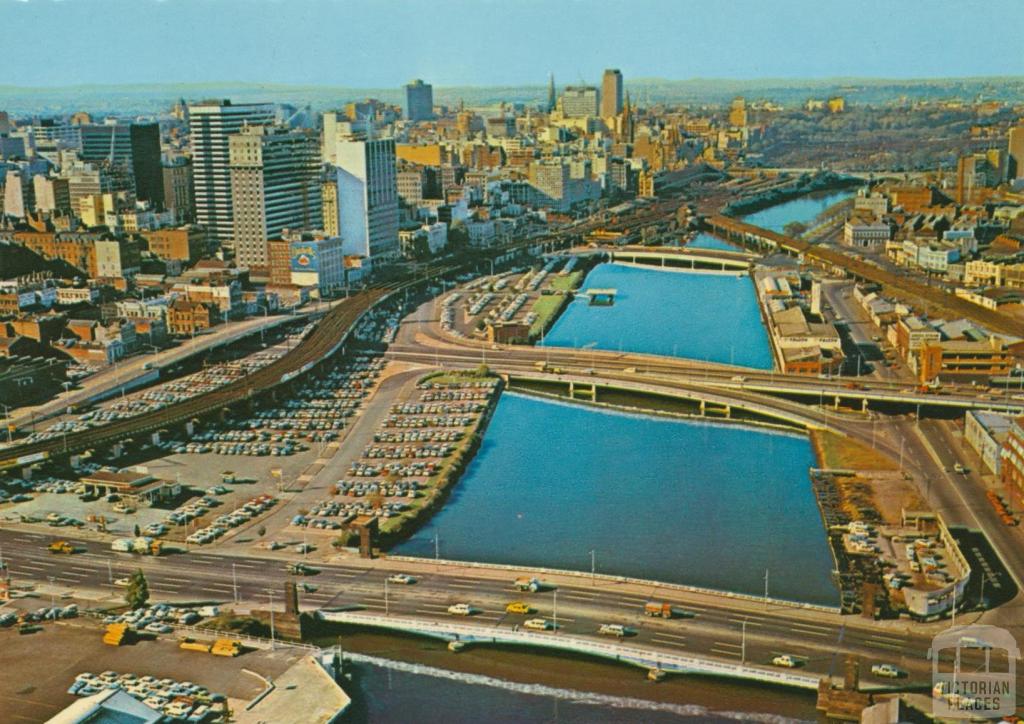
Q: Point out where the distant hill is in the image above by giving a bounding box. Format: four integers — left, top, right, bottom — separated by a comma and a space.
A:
2, 76, 1023, 117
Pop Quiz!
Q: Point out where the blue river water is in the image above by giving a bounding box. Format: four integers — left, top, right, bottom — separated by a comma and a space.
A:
395, 393, 837, 606
686, 232, 743, 252
739, 189, 855, 233
540, 263, 773, 369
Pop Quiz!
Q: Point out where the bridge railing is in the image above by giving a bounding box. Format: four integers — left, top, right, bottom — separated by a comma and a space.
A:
317, 611, 822, 690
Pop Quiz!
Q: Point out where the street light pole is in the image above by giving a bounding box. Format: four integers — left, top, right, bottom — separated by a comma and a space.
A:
589, 549, 596, 585
1, 403, 11, 444
553, 589, 557, 633
384, 578, 389, 616
267, 589, 276, 650
763, 569, 769, 609
232, 563, 238, 603
741, 618, 747, 664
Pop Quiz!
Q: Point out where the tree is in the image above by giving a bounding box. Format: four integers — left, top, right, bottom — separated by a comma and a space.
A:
448, 220, 470, 253
783, 221, 807, 238
133, 523, 141, 537
257, 525, 266, 537
125, 569, 150, 609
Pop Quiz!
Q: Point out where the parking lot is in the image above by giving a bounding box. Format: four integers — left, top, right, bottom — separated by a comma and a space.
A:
15, 327, 312, 448
0, 619, 301, 723
289, 374, 499, 538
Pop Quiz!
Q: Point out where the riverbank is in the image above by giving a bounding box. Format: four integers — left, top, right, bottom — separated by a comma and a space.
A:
723, 172, 862, 218
393, 391, 837, 605
369, 370, 504, 551
314, 626, 820, 722
540, 263, 774, 368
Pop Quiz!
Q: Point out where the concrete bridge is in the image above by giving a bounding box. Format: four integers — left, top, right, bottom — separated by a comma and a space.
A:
556, 244, 755, 272
317, 611, 823, 690
507, 372, 826, 431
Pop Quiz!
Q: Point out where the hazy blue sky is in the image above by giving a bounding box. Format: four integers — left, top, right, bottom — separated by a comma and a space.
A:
3, 0, 1022, 88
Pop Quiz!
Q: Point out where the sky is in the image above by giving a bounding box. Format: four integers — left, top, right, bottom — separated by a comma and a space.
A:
2, 0, 1023, 88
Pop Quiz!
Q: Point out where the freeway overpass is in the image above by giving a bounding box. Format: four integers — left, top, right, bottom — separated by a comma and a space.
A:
387, 340, 1024, 417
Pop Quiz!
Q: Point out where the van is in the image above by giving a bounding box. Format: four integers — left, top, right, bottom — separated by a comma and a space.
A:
598, 623, 627, 637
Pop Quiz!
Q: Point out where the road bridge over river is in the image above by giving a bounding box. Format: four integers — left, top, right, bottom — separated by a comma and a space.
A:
0, 528, 969, 697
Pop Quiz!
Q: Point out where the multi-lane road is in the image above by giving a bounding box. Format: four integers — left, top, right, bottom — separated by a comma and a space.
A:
0, 528, 972, 692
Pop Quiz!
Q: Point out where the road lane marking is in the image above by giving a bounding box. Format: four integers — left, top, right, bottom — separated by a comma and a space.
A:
864, 643, 905, 655
652, 637, 686, 647
652, 631, 688, 641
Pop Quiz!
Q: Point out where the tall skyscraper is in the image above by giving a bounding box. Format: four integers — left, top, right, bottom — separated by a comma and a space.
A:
728, 97, 748, 128
547, 73, 556, 112
1008, 123, 1024, 181
601, 69, 623, 118
560, 86, 600, 118
228, 125, 322, 269
188, 99, 275, 250
334, 135, 400, 262
404, 79, 434, 122
3, 167, 33, 219
79, 122, 164, 205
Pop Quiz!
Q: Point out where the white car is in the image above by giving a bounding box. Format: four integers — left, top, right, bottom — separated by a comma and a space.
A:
598, 623, 628, 637
388, 574, 416, 585
447, 603, 474, 616
870, 663, 904, 678
771, 655, 800, 668
114, 577, 131, 587
523, 618, 552, 631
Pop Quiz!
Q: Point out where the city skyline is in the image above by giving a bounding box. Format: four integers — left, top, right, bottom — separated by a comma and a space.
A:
2, 0, 1023, 88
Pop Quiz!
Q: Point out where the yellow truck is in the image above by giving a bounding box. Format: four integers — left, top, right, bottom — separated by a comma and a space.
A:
210, 639, 242, 657
179, 638, 213, 653
47, 541, 76, 555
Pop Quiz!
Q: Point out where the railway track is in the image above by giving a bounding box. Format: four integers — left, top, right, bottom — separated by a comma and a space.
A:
0, 193, 699, 468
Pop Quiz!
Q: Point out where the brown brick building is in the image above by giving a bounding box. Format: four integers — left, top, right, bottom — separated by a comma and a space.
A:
167, 299, 216, 336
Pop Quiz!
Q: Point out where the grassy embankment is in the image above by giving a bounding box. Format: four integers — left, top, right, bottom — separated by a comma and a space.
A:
527, 270, 584, 339
810, 429, 897, 471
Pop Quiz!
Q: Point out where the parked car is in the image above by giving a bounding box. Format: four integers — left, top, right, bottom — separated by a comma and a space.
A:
870, 663, 904, 678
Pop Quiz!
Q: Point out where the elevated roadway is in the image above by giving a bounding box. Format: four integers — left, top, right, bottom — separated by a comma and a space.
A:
0, 286, 392, 469
9, 310, 316, 432
387, 339, 1024, 417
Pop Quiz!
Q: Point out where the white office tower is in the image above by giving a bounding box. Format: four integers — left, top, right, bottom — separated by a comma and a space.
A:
334, 136, 400, 262
188, 99, 275, 250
